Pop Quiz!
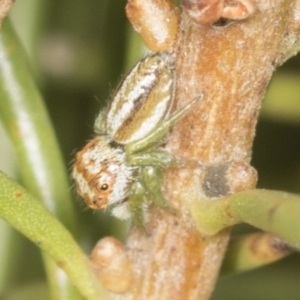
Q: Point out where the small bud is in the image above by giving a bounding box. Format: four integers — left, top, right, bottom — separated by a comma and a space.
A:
91, 237, 133, 293
222, 0, 256, 20
126, 0, 180, 51
182, 0, 224, 24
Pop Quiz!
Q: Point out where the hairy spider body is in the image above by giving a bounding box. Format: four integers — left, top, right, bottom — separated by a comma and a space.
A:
73, 52, 200, 226
73, 136, 136, 213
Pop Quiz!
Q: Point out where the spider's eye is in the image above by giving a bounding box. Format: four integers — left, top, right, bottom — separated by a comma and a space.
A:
101, 184, 109, 191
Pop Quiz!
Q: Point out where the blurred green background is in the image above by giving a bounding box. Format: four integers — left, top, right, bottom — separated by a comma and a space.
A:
0, 0, 299, 299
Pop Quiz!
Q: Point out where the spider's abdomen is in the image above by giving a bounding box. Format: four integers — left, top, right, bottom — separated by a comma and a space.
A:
73, 136, 136, 210
106, 53, 175, 144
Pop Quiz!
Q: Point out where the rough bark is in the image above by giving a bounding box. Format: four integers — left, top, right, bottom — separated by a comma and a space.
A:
112, 1, 300, 299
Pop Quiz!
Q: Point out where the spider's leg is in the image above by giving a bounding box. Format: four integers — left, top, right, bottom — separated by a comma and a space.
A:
94, 109, 107, 134
128, 180, 148, 230
127, 149, 176, 168
125, 94, 202, 154
141, 166, 174, 212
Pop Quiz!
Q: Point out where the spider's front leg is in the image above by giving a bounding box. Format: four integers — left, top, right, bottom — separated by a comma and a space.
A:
128, 166, 173, 229
124, 94, 202, 155
126, 148, 175, 168
141, 166, 173, 211
128, 180, 148, 229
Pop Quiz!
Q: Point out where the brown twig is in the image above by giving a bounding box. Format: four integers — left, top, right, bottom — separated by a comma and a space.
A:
102, 1, 300, 299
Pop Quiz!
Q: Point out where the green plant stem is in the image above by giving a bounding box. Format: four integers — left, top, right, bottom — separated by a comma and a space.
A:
0, 18, 76, 231
191, 189, 300, 249
0, 19, 81, 298
0, 171, 110, 300
0, 220, 18, 293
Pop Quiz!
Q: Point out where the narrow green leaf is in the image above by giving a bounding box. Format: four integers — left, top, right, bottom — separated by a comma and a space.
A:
191, 189, 300, 249
0, 171, 110, 300
0, 18, 76, 232
0, 19, 80, 298
229, 190, 300, 249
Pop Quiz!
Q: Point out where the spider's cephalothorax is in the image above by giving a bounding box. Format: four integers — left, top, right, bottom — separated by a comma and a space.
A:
73, 52, 200, 226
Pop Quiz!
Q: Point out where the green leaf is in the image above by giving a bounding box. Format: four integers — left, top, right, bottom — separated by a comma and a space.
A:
0, 171, 110, 300
0, 18, 82, 298
191, 189, 300, 249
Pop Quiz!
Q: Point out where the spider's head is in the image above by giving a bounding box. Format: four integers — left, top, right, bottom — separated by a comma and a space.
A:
73, 136, 135, 211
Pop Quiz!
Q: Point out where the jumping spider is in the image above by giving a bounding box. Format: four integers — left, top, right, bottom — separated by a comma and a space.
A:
73, 52, 200, 227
